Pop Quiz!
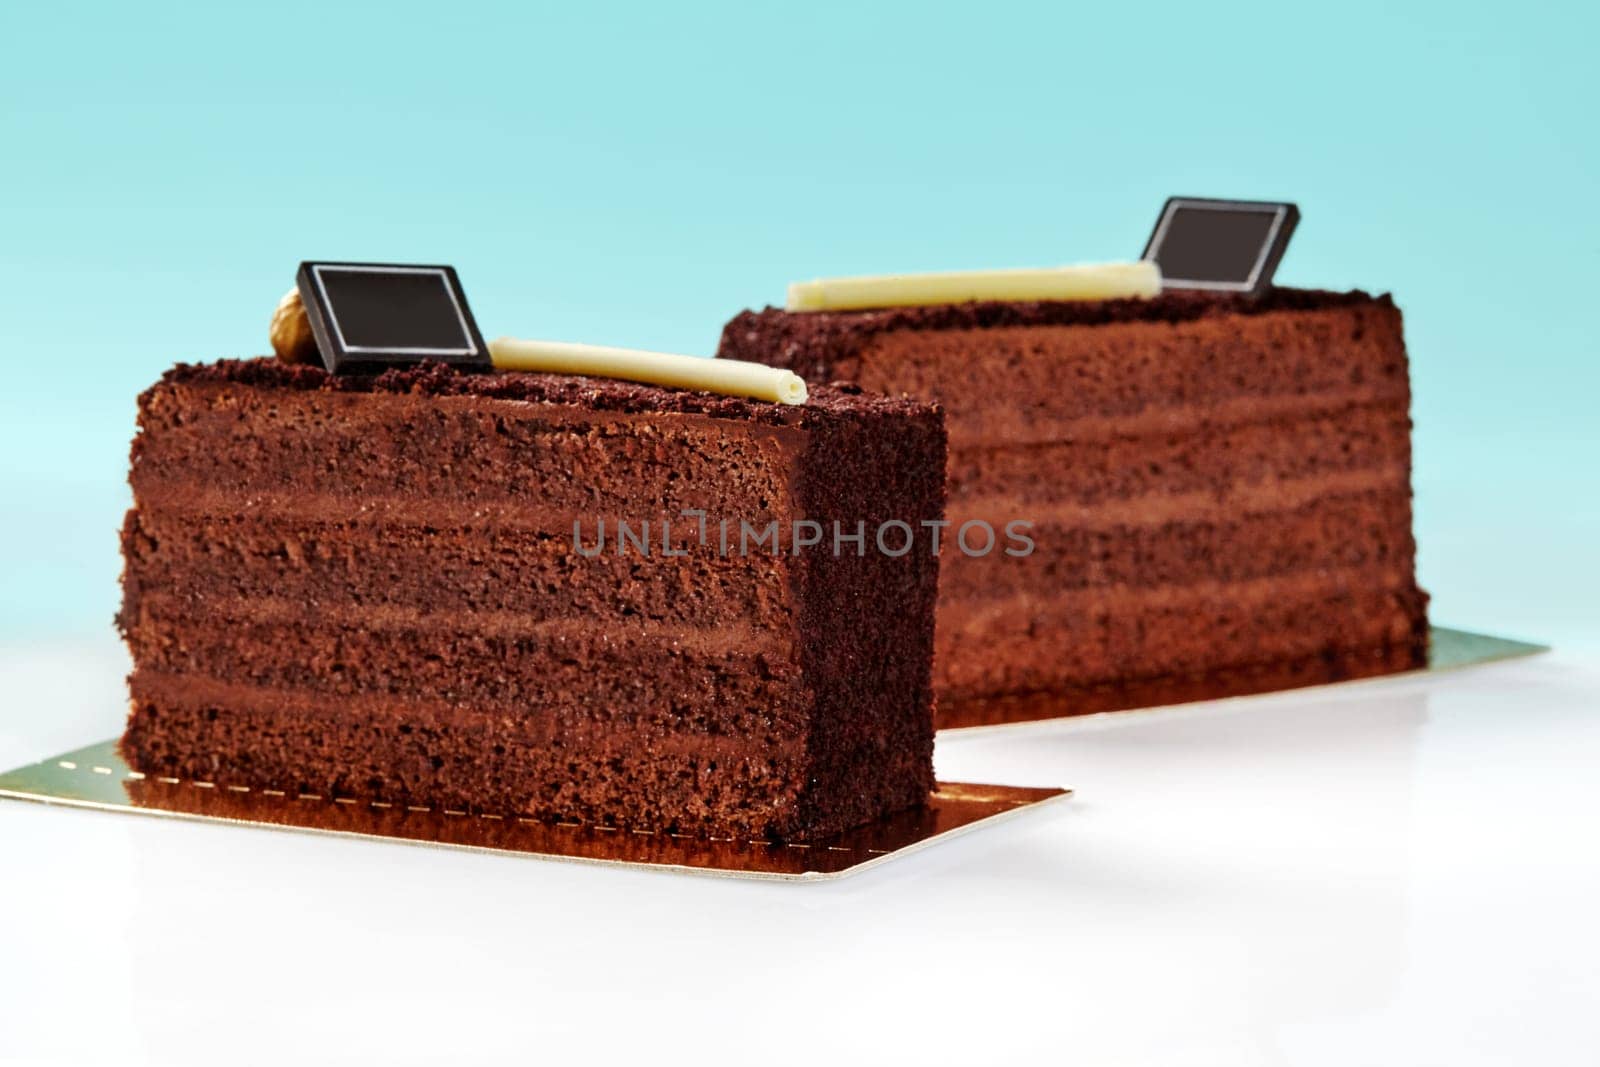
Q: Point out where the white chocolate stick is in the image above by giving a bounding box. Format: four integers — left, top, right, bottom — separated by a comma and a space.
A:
787, 260, 1161, 312
489, 338, 809, 406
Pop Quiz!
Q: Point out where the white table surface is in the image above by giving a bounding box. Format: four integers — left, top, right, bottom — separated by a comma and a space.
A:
2, 635, 1597, 1067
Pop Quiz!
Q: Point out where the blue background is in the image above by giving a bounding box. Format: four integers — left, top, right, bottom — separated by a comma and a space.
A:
1, 0, 1594, 648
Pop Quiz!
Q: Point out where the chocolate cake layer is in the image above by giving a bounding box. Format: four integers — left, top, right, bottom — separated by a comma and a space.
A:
132, 384, 802, 527
940, 488, 1417, 601
834, 303, 1411, 447
942, 641, 1426, 728
123, 513, 792, 633
718, 288, 1381, 382
936, 576, 1426, 700
945, 400, 1412, 505
718, 289, 1429, 721
125, 610, 806, 734
118, 360, 946, 840
124, 679, 811, 832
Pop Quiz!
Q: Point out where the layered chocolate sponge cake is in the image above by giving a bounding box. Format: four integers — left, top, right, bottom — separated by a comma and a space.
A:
117, 359, 946, 840
719, 288, 1430, 724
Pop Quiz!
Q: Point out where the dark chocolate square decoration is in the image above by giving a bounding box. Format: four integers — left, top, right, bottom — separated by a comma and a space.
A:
1142, 198, 1299, 295
296, 262, 492, 375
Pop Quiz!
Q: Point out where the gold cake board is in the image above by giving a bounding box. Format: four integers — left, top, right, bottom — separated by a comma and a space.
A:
936, 626, 1549, 733
0, 626, 1541, 880
0, 738, 1069, 882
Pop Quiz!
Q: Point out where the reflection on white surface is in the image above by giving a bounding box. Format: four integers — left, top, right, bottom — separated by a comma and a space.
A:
1, 638, 1597, 1066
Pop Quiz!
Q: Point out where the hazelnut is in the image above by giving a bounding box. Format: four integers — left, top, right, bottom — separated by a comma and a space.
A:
269, 287, 320, 364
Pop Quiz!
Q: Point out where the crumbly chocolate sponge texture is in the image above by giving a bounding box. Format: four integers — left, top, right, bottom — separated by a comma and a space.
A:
117, 360, 946, 841
718, 289, 1429, 721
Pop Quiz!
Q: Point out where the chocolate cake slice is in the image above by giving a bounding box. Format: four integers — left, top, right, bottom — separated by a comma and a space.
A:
117, 360, 945, 841
719, 289, 1429, 725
